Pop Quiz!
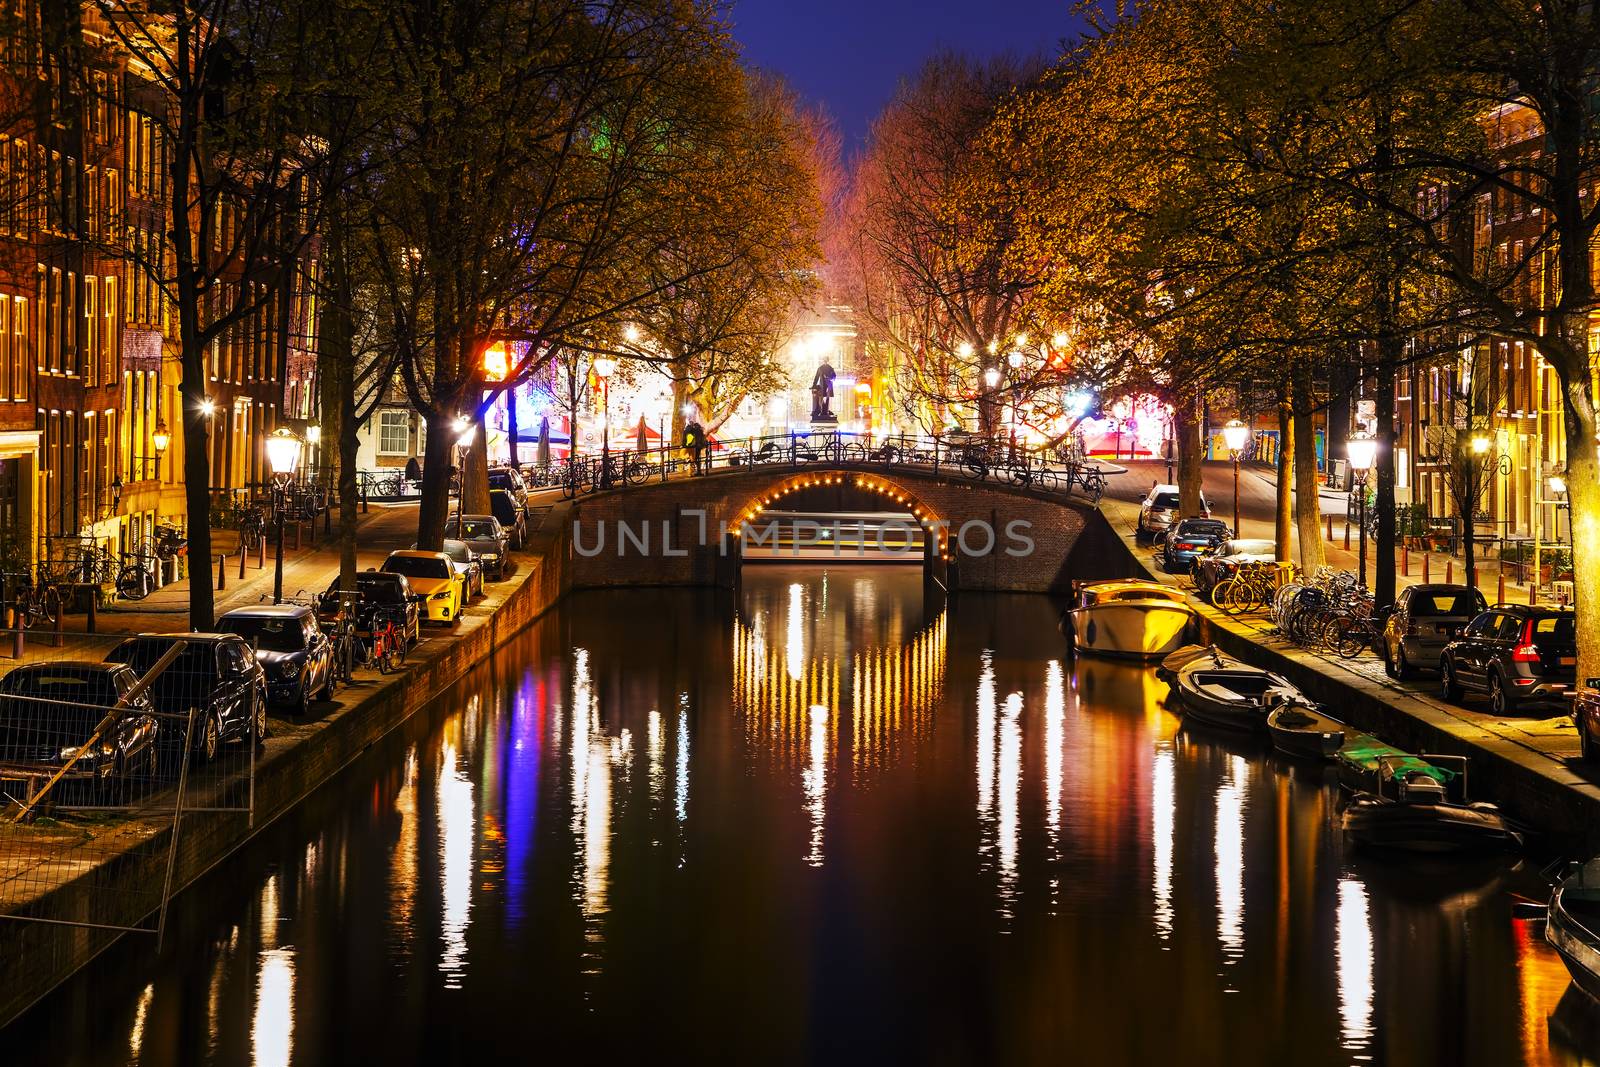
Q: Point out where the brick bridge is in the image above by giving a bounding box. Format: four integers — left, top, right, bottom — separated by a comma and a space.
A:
548, 463, 1135, 595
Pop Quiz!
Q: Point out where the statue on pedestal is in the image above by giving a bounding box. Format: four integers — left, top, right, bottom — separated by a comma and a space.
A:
810, 360, 837, 421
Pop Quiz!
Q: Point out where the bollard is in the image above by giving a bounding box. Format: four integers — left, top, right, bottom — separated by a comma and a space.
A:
1423, 553, 1430, 584
1326, 514, 1334, 541
1343, 522, 1350, 551
11, 609, 21, 659
1446, 559, 1454, 584
1498, 572, 1506, 605
1402, 544, 1409, 576
239, 544, 247, 580
218, 553, 227, 591
51, 602, 62, 648
259, 534, 266, 569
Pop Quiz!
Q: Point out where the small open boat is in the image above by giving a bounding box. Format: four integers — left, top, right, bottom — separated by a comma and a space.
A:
1064, 579, 1195, 660
1548, 859, 1600, 1003
1266, 699, 1346, 760
1340, 751, 1521, 854
1167, 647, 1298, 733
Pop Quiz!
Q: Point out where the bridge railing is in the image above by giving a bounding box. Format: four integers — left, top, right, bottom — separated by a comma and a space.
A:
518, 431, 1106, 505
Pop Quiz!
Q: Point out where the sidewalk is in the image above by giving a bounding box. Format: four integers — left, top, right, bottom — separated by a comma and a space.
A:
1, 504, 425, 664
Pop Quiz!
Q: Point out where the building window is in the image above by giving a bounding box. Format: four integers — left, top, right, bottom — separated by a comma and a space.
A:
377, 410, 410, 456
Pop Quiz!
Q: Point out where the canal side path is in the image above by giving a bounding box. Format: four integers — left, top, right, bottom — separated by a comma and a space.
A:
1096, 477, 1600, 853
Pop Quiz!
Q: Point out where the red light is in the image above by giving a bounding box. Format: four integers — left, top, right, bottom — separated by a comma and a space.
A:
1512, 622, 1539, 663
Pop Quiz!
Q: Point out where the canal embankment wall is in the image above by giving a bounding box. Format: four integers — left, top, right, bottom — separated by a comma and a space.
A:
0, 501, 578, 1030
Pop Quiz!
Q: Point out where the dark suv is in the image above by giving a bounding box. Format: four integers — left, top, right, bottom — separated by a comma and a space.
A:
104, 634, 269, 762
1438, 606, 1577, 715
218, 605, 335, 715
1381, 584, 1488, 679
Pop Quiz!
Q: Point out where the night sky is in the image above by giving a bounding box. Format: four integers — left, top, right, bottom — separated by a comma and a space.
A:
730, 0, 1092, 151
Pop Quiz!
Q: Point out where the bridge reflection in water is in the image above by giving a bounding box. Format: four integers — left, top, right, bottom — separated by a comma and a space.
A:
1, 567, 1589, 1066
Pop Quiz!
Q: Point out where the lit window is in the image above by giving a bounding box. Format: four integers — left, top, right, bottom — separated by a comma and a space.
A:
377, 410, 410, 456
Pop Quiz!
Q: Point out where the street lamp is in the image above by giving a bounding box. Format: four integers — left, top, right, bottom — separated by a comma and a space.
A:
1346, 431, 1378, 588
151, 420, 170, 459
593, 354, 616, 488
1222, 418, 1250, 535
1470, 433, 1491, 456
1005, 351, 1025, 459
265, 428, 303, 604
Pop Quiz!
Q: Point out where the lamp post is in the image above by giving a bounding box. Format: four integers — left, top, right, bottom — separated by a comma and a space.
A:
265, 429, 303, 604
1346, 431, 1378, 588
593, 355, 616, 488
1006, 349, 1024, 460
1222, 419, 1250, 535
452, 416, 475, 539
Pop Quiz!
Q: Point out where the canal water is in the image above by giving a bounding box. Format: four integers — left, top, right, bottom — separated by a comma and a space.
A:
4, 566, 1595, 1065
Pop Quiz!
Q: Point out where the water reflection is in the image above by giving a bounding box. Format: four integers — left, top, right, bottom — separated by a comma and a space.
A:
13, 567, 1588, 1067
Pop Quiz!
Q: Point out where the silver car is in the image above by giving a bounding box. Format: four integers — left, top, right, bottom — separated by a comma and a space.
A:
1382, 584, 1487, 679
449, 515, 511, 579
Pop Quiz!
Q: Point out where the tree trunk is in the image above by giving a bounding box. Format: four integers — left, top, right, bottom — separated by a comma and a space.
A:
1173, 392, 1204, 519
1374, 347, 1399, 609
322, 227, 358, 592
1275, 392, 1293, 563
1291, 376, 1325, 574
181, 347, 214, 632
1560, 367, 1600, 683
415, 415, 454, 551
461, 431, 491, 516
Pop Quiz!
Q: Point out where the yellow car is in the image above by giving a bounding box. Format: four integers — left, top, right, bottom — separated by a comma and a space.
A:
381, 550, 466, 625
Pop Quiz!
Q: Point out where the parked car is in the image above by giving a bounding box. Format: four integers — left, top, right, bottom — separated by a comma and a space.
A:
104, 634, 268, 762
489, 488, 529, 549
1380, 584, 1488, 679
319, 571, 421, 647
382, 550, 466, 625
488, 466, 534, 519
450, 515, 511, 579
218, 605, 336, 715
1136, 484, 1211, 543
0, 663, 160, 801
1191, 538, 1276, 599
1438, 605, 1577, 715
1159, 517, 1231, 573
416, 538, 484, 598
1572, 687, 1600, 760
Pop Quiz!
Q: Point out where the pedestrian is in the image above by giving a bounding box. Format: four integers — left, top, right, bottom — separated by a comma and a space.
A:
685, 420, 707, 475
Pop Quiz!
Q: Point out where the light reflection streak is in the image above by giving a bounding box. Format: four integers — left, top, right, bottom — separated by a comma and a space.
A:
1152, 746, 1174, 944
129, 982, 153, 1059
802, 704, 829, 867
1215, 755, 1246, 967
438, 732, 475, 988
1045, 661, 1064, 838
251, 949, 295, 1067
389, 748, 419, 947
786, 583, 805, 682
997, 691, 1023, 917
582, 739, 612, 925
1336, 879, 1375, 1051
976, 651, 996, 829
676, 694, 690, 825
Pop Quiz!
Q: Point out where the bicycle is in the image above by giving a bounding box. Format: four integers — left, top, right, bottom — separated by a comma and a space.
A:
363, 606, 408, 675
115, 551, 159, 601
1329, 611, 1384, 659
6, 570, 61, 630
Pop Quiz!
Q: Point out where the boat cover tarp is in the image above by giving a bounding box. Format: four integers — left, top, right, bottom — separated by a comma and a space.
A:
1338, 733, 1456, 784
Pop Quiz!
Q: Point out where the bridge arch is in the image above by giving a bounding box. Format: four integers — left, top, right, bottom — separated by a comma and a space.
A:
728, 470, 951, 563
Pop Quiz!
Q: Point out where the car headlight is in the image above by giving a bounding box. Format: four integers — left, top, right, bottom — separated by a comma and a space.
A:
432, 590, 451, 600
280, 661, 303, 680
481, 552, 499, 561
60, 742, 113, 763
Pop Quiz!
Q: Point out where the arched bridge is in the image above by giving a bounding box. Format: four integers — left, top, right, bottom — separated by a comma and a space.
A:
543, 435, 1134, 595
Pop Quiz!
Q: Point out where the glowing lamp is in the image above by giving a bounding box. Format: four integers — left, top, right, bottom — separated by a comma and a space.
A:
304, 425, 321, 446
151, 421, 171, 456
1222, 419, 1250, 455
623, 324, 642, 344
1007, 350, 1024, 370
957, 341, 974, 359
983, 367, 1001, 390
1470, 434, 1491, 455
482, 342, 509, 382
199, 397, 216, 418
593, 356, 616, 379
265, 428, 303, 479
452, 415, 476, 445
1346, 431, 1378, 472
1549, 474, 1568, 496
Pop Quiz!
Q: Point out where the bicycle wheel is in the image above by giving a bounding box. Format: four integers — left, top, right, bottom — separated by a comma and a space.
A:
1212, 578, 1244, 614
1332, 619, 1371, 659
116, 563, 152, 601
961, 457, 987, 480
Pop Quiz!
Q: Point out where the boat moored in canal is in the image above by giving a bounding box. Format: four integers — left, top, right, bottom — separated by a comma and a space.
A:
1548, 859, 1600, 1003
1265, 699, 1346, 760
1340, 752, 1521, 854
1164, 645, 1299, 733
1063, 579, 1195, 660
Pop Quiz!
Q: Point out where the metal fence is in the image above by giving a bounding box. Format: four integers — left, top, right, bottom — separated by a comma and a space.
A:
0, 633, 258, 944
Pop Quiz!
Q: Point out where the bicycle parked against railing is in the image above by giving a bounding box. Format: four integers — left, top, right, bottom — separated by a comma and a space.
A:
4, 569, 60, 629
